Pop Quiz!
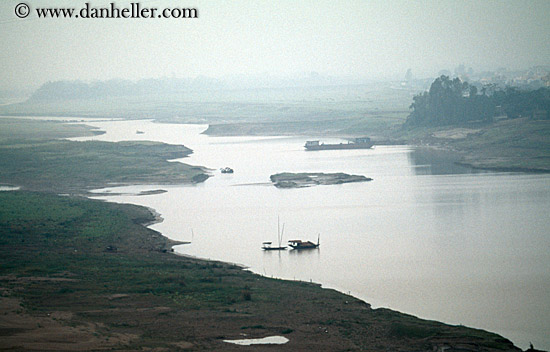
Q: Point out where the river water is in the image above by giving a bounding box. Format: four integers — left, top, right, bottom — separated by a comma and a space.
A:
69, 120, 550, 350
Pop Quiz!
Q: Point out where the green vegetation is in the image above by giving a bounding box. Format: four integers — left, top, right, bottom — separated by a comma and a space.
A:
0, 191, 520, 350
0, 118, 208, 193
394, 118, 550, 172
451, 119, 550, 171
0, 118, 102, 145
0, 191, 244, 308
270, 172, 372, 188
406, 75, 550, 127
390, 76, 550, 172
492, 86, 550, 120
0, 139, 205, 193
203, 112, 406, 138
406, 75, 495, 127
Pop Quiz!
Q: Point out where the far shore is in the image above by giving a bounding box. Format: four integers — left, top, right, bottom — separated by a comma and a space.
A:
203, 119, 550, 174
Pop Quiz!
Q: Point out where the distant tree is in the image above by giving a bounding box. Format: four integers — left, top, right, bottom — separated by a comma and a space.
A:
406, 75, 495, 127
406, 77, 550, 128
493, 87, 550, 119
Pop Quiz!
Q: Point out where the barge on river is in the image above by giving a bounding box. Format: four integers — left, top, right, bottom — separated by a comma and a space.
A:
304, 137, 373, 151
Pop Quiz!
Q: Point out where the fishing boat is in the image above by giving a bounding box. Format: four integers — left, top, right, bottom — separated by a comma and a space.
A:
262, 218, 287, 250
262, 241, 287, 250
288, 234, 320, 250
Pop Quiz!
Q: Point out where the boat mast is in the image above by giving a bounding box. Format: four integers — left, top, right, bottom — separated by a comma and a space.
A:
279, 223, 285, 248
277, 215, 281, 247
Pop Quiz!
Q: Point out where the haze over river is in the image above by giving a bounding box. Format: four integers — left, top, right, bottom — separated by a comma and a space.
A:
70, 119, 550, 350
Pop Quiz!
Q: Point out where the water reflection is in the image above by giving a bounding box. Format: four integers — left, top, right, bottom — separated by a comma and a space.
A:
408, 147, 485, 175
288, 248, 321, 256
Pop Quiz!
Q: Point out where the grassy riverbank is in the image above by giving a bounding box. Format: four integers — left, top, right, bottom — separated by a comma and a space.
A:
202, 111, 406, 138
393, 118, 550, 172
0, 191, 521, 351
0, 118, 209, 194
270, 172, 372, 188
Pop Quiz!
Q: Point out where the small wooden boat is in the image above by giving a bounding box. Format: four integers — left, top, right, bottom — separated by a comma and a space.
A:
288, 234, 320, 250
262, 241, 286, 251
262, 218, 287, 250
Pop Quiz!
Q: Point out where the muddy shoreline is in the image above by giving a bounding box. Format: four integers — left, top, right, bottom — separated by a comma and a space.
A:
0, 189, 527, 351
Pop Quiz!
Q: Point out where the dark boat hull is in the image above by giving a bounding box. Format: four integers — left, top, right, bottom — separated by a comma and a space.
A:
289, 244, 319, 250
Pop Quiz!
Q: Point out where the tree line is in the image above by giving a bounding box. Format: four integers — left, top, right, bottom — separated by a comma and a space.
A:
405, 75, 550, 127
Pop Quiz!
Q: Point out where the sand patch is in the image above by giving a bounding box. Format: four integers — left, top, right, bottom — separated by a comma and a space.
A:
432, 128, 481, 140
0, 296, 137, 351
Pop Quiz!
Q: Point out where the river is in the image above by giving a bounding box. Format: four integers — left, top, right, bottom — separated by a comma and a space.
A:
69, 119, 550, 350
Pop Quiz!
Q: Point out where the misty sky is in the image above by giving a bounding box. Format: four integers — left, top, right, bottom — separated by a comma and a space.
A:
1, 0, 549, 89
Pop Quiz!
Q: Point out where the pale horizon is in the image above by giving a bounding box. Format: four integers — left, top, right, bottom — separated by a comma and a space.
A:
1, 0, 550, 90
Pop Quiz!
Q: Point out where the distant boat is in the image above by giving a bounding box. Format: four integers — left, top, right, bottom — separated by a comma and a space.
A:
262, 218, 287, 251
288, 234, 320, 250
304, 137, 373, 151
220, 167, 234, 173
136, 130, 145, 134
